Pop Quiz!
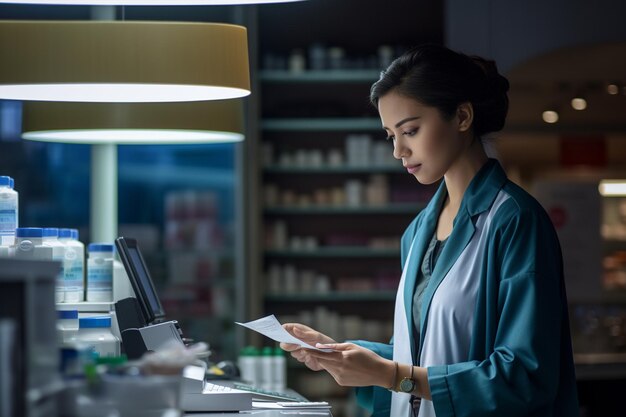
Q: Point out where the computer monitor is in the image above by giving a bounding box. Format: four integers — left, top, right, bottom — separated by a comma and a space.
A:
115, 237, 166, 325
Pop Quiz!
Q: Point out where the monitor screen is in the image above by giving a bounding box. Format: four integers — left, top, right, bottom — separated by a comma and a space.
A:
115, 237, 165, 324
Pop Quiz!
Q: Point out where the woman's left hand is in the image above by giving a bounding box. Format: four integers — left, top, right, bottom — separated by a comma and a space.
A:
306, 342, 394, 388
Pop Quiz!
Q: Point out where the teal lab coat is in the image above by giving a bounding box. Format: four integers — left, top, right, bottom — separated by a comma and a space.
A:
352, 159, 579, 417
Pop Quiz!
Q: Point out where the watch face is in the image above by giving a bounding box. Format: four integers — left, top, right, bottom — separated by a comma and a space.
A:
400, 378, 415, 393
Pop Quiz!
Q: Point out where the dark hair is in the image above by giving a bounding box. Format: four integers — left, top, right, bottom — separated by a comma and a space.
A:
370, 44, 510, 137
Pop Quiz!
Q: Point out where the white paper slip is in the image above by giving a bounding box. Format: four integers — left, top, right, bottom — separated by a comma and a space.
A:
235, 315, 334, 352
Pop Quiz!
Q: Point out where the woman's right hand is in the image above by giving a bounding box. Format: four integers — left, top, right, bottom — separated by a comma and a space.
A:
280, 323, 336, 371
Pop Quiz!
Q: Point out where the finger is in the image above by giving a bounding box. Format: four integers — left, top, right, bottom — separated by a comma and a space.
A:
316, 342, 352, 351
306, 350, 343, 364
280, 342, 301, 352
292, 326, 313, 338
291, 350, 307, 361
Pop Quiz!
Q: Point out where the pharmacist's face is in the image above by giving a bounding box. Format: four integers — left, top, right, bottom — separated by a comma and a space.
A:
378, 91, 463, 185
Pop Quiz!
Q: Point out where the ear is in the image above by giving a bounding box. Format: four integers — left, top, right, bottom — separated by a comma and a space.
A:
456, 102, 474, 132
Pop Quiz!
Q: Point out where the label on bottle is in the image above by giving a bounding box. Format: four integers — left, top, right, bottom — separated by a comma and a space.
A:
87, 258, 113, 301
0, 209, 16, 235
64, 247, 84, 300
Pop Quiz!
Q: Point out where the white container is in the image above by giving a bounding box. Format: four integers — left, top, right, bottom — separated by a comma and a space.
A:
77, 316, 120, 358
59, 229, 85, 303
14, 228, 56, 299
260, 346, 274, 391
0, 176, 18, 246
43, 228, 68, 302
56, 309, 79, 344
272, 347, 287, 391
345, 180, 363, 207
13, 228, 53, 260
87, 243, 114, 302
238, 346, 260, 386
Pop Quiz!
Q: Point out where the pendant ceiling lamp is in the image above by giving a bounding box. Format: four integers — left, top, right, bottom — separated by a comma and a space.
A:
21, 100, 244, 144
20, 98, 245, 244
0, 1, 305, 3
0, 20, 250, 102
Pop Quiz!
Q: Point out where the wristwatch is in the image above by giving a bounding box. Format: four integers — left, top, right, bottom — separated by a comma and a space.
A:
399, 365, 416, 393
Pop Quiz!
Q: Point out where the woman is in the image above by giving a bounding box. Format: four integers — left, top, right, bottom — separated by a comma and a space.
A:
280, 44, 579, 417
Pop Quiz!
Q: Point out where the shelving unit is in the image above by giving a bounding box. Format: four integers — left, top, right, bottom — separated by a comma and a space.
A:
251, 3, 443, 415
256, 68, 433, 415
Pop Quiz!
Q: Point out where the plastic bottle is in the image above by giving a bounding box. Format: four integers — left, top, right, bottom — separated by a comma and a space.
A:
238, 346, 257, 385
59, 229, 85, 303
13, 228, 56, 298
261, 346, 274, 391
272, 346, 287, 391
43, 228, 68, 302
0, 176, 18, 246
14, 228, 52, 259
77, 316, 120, 358
56, 309, 79, 344
87, 244, 114, 302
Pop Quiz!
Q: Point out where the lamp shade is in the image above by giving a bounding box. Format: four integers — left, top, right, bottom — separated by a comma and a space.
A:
21, 100, 245, 144
0, 21, 250, 102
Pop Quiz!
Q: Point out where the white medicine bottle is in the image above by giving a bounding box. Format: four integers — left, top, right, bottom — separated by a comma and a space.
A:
261, 346, 274, 391
238, 346, 258, 386
59, 229, 85, 303
87, 243, 114, 302
77, 316, 120, 358
57, 309, 79, 344
14, 228, 53, 259
272, 346, 287, 391
0, 176, 18, 246
43, 228, 68, 302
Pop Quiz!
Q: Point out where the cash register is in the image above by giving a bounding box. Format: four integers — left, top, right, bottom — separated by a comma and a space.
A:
114, 237, 303, 412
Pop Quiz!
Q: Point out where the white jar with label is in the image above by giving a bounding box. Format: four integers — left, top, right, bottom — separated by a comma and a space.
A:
0, 175, 18, 246
43, 228, 67, 302
77, 316, 120, 358
14, 228, 53, 260
260, 346, 275, 391
13, 227, 56, 298
272, 347, 286, 391
59, 229, 85, 303
87, 243, 114, 302
56, 309, 79, 344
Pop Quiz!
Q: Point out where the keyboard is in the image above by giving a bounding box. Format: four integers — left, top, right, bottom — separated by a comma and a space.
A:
231, 382, 304, 402
182, 365, 254, 412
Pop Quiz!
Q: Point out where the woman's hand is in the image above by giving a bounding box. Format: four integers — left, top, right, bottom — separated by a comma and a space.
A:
280, 323, 336, 371
306, 342, 395, 388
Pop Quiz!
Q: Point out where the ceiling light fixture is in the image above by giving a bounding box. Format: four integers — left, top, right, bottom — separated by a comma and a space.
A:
21, 99, 245, 244
542, 109, 559, 124
570, 97, 587, 111
599, 180, 626, 197
21, 100, 244, 144
607, 83, 620, 95
0, 21, 250, 102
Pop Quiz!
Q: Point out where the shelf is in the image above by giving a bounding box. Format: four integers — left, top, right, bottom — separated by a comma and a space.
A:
261, 118, 381, 132
56, 301, 114, 313
265, 247, 399, 258
263, 166, 404, 174
264, 204, 423, 215
265, 291, 396, 302
259, 69, 380, 83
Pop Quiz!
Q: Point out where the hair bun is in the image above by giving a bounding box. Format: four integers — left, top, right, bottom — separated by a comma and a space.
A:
467, 55, 509, 135
470, 56, 510, 95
